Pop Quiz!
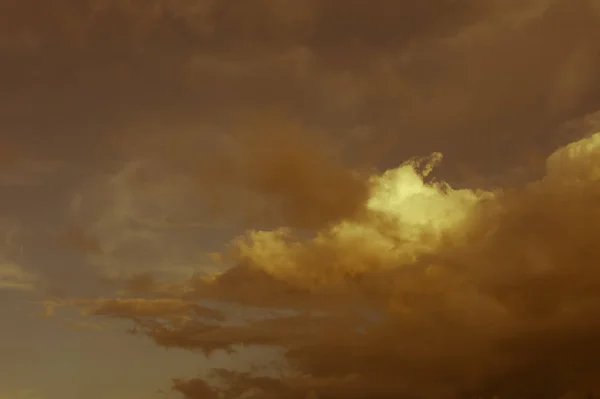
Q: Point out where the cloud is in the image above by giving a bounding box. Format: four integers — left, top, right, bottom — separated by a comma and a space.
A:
0, 138, 21, 169
67, 160, 221, 278
0, 139, 58, 187
0, 263, 37, 291
0, 220, 36, 292
0, 159, 60, 187
4, 0, 600, 178
52, 132, 600, 398
172, 377, 218, 399
0, 389, 41, 399
8, 0, 600, 397
79, 297, 224, 323
0, 0, 481, 51
64, 113, 369, 281
91, 0, 600, 186
120, 113, 370, 230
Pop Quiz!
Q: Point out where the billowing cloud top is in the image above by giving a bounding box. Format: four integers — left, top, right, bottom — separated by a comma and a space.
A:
50, 132, 600, 398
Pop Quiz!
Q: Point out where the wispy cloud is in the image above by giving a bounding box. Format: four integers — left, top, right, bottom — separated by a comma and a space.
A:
0, 263, 37, 291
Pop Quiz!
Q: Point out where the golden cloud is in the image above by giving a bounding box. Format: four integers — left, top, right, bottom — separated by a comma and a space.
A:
48, 131, 600, 398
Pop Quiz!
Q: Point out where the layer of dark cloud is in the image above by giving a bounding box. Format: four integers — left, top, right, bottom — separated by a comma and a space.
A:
3, 0, 600, 176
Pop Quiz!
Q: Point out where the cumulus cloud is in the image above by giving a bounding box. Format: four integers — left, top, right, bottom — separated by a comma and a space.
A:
50, 132, 600, 398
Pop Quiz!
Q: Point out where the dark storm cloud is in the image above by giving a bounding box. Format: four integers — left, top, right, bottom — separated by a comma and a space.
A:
3, 0, 599, 176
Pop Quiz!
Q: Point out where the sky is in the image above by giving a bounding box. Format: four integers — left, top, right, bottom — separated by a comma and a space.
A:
2, 0, 600, 398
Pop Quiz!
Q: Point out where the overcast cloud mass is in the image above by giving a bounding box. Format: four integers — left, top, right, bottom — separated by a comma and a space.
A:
2, 0, 600, 398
